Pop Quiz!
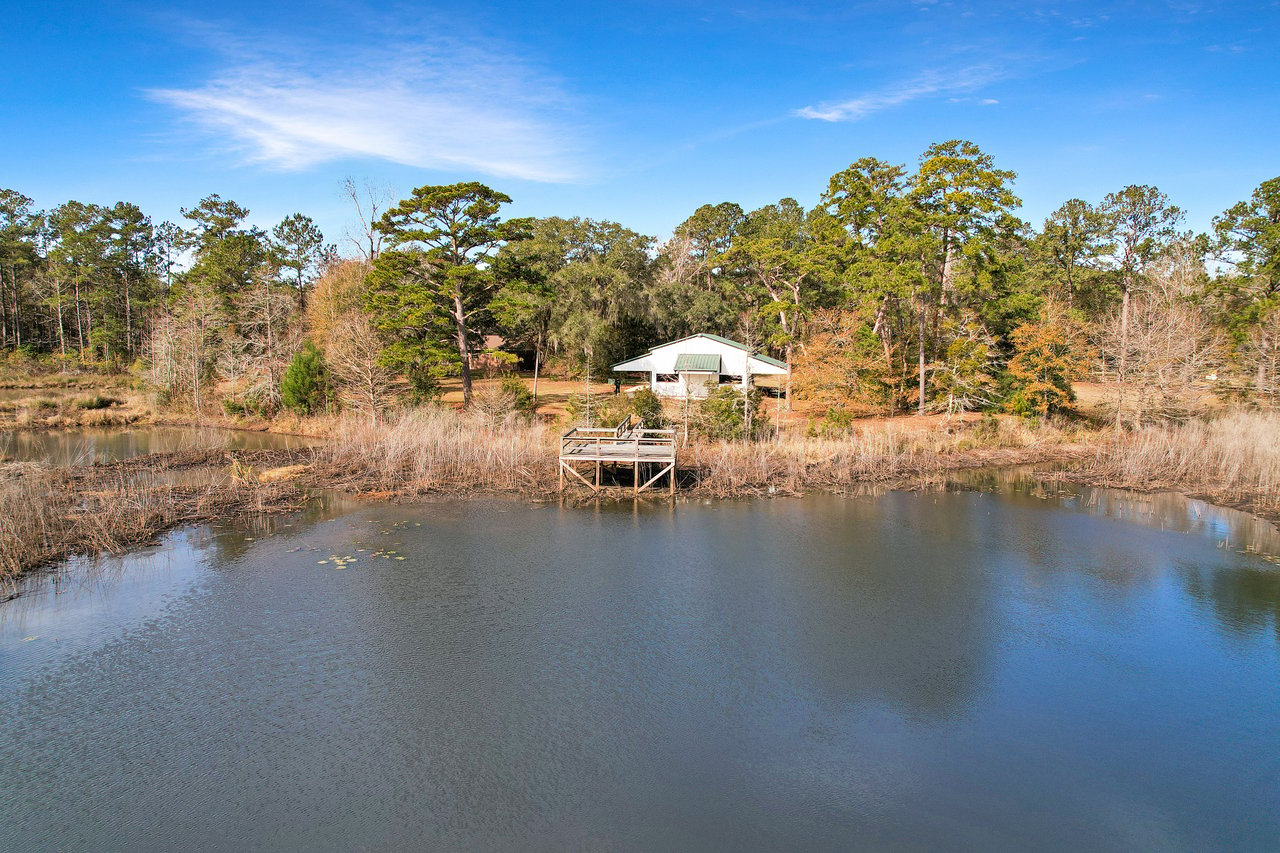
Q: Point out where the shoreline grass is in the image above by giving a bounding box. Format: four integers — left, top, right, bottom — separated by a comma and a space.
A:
5, 407, 1280, 595
0, 450, 310, 596
1076, 410, 1280, 519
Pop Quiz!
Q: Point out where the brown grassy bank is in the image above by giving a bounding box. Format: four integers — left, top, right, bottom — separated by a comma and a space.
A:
0, 449, 311, 595
687, 417, 1094, 497
1075, 410, 1280, 521
312, 406, 1280, 520
0, 388, 154, 431
8, 407, 1280, 593
311, 408, 1097, 500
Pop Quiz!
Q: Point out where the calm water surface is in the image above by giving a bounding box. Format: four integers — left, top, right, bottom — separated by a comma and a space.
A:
1, 482, 1278, 851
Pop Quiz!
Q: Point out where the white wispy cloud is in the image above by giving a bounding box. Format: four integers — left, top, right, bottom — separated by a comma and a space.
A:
147, 40, 584, 182
795, 65, 1007, 122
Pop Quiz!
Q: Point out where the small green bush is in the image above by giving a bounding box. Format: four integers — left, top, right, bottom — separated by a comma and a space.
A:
974, 412, 1000, 439
6, 347, 36, 371
281, 342, 330, 416
468, 377, 535, 423
222, 397, 269, 417
695, 387, 762, 441
631, 388, 667, 428
564, 392, 602, 426
499, 375, 535, 415
587, 387, 670, 429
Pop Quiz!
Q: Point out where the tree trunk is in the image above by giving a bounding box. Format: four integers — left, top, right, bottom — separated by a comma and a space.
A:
124, 272, 133, 358
296, 264, 307, 311
54, 280, 66, 358
917, 297, 927, 416
1, 266, 9, 349
453, 294, 472, 406
532, 330, 542, 405
784, 342, 793, 413
940, 236, 956, 305
1116, 280, 1130, 431
73, 279, 85, 359
873, 298, 893, 367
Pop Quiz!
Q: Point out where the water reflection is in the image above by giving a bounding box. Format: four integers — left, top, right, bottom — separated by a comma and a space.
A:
950, 466, 1280, 555
1182, 563, 1280, 642
946, 467, 1280, 644
1, 483, 1278, 850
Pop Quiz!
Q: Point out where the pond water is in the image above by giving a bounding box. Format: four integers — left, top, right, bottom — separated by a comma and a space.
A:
1, 481, 1278, 851
0, 426, 315, 465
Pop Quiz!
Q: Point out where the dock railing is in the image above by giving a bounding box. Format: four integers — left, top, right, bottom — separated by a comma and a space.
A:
558, 418, 678, 494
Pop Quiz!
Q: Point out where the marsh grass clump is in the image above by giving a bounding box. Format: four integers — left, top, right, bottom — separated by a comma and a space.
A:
321, 406, 555, 495
1081, 410, 1280, 516
74, 394, 120, 410
0, 456, 308, 591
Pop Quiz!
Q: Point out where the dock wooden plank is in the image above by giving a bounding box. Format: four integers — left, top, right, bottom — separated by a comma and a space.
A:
558, 421, 677, 494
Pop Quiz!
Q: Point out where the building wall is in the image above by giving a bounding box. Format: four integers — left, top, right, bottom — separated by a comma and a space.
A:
616, 336, 787, 399
651, 370, 737, 398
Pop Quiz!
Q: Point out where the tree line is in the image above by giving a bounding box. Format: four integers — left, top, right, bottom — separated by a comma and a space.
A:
1, 140, 1277, 426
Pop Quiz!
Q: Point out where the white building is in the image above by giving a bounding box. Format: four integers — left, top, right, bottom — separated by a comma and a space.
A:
611, 334, 787, 399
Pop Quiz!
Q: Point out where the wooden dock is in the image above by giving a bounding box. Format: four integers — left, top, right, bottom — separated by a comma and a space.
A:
558, 415, 677, 495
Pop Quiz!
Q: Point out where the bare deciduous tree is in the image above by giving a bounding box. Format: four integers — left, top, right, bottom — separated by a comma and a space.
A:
327, 311, 395, 424
1101, 265, 1222, 425
341, 177, 394, 263
235, 268, 299, 412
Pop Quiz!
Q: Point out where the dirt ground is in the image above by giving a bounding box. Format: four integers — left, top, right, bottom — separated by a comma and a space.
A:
437, 373, 1002, 434
435, 375, 627, 418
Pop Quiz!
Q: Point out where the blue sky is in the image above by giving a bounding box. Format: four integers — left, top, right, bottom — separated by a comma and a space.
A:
3, 0, 1277, 250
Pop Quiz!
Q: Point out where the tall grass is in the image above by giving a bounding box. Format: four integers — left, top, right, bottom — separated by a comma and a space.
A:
0, 459, 305, 591
1083, 410, 1280, 514
322, 407, 556, 494
689, 416, 1083, 496
320, 407, 1097, 499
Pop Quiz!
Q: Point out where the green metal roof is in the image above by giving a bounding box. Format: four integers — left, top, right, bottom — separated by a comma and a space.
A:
684, 334, 787, 369
673, 353, 721, 372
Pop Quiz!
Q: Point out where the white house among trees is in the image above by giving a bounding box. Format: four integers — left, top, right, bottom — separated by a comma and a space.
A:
611, 333, 787, 398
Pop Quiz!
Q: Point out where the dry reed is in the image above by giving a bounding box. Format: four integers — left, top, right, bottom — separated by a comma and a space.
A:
0, 457, 308, 593
1080, 410, 1280, 517
317, 407, 1096, 500
318, 407, 557, 495
687, 417, 1087, 496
